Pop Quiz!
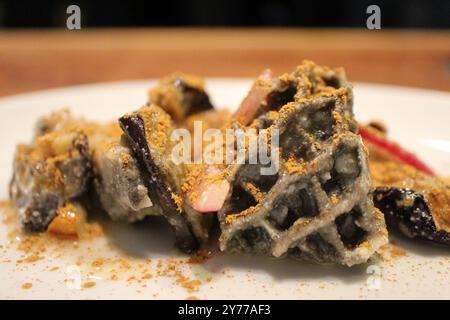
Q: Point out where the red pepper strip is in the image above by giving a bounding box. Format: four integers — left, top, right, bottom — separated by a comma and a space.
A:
358, 127, 435, 176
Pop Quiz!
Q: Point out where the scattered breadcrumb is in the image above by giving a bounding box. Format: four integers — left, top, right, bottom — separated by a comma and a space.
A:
82, 281, 96, 289
23, 254, 43, 264
156, 259, 202, 293
21, 283, 33, 290
379, 244, 407, 262
330, 195, 339, 204
188, 250, 213, 264
389, 246, 407, 259
171, 193, 183, 213
91, 258, 104, 268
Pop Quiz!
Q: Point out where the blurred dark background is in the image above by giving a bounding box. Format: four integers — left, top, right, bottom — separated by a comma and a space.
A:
0, 0, 448, 28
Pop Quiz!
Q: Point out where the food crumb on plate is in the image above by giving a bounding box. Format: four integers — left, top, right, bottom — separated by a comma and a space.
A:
379, 244, 407, 262
188, 249, 213, 264
82, 281, 96, 289
21, 283, 32, 290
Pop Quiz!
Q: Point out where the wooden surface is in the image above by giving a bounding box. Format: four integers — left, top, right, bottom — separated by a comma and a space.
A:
0, 28, 449, 96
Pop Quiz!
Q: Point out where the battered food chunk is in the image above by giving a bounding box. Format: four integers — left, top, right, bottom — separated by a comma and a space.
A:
149, 73, 214, 123
371, 161, 450, 246
119, 105, 213, 253
9, 125, 91, 232
218, 61, 388, 266
89, 123, 162, 222
362, 123, 450, 246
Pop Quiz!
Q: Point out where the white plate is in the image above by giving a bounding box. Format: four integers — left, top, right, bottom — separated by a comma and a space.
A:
0, 80, 449, 300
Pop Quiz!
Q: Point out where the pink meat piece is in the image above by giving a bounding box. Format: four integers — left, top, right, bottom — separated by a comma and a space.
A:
188, 165, 230, 212
232, 69, 273, 125
190, 179, 230, 212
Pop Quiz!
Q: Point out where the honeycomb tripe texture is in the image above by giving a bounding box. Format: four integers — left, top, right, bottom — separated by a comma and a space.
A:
218, 61, 388, 266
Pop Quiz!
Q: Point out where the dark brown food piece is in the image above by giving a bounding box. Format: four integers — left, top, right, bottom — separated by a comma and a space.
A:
366, 124, 450, 247
374, 187, 450, 246
149, 73, 214, 122
119, 105, 212, 253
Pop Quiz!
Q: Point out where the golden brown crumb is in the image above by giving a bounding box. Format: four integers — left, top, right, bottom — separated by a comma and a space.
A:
266, 111, 280, 121
358, 241, 373, 251
171, 193, 183, 213
330, 195, 339, 204
225, 204, 262, 224
188, 250, 213, 264
23, 254, 43, 264
91, 258, 104, 268
110, 274, 119, 281
47, 203, 82, 239
332, 110, 342, 125
379, 244, 408, 262
15, 125, 90, 193
0, 200, 9, 208
177, 278, 201, 293
285, 154, 307, 175
156, 258, 202, 293
21, 283, 32, 290
142, 273, 153, 280
389, 246, 407, 259
245, 182, 264, 203
116, 258, 132, 270
137, 105, 174, 152
82, 281, 96, 289
0, 200, 15, 225
120, 152, 132, 168
181, 164, 206, 204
